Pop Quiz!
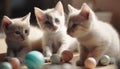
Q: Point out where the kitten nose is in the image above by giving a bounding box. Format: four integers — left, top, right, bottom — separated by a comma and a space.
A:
52, 26, 57, 31
20, 35, 25, 40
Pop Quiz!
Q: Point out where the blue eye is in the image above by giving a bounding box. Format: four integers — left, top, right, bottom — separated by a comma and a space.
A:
15, 31, 20, 34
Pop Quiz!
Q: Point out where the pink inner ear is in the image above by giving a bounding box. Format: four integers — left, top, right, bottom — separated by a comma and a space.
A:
55, 2, 63, 16
2, 17, 11, 26
37, 13, 45, 21
80, 8, 90, 20
35, 8, 45, 22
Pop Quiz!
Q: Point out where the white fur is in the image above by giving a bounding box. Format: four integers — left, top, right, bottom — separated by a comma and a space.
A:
35, 1, 79, 57
67, 3, 120, 65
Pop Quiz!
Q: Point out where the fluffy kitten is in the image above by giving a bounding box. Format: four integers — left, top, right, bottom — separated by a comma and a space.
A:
67, 3, 120, 66
2, 13, 43, 63
34, 1, 79, 58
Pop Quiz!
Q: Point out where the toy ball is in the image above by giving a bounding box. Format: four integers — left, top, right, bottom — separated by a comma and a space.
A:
8, 57, 20, 69
0, 62, 12, 69
25, 51, 45, 69
84, 57, 97, 69
100, 55, 110, 66
61, 50, 73, 62
50, 54, 61, 64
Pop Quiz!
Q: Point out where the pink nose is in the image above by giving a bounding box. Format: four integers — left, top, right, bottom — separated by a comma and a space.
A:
52, 26, 57, 31
20, 35, 25, 40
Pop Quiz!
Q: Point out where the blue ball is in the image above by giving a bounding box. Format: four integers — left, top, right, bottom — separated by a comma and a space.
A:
100, 55, 110, 65
0, 62, 12, 69
50, 54, 61, 64
25, 51, 45, 69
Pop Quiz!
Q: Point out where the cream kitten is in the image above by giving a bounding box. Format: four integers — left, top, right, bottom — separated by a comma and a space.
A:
2, 13, 43, 63
34, 1, 79, 58
67, 3, 120, 66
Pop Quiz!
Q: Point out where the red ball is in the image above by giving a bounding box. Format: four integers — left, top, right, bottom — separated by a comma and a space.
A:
8, 57, 20, 69
61, 50, 73, 62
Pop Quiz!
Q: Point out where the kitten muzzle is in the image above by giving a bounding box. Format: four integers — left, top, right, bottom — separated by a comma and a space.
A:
20, 35, 25, 40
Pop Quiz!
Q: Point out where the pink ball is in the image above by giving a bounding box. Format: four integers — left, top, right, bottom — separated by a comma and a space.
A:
84, 57, 97, 69
8, 57, 20, 69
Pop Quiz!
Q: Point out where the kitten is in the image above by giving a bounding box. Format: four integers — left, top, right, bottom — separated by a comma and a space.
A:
34, 1, 79, 58
2, 13, 43, 63
67, 3, 120, 66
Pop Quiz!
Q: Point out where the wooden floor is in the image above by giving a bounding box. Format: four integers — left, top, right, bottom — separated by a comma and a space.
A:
0, 33, 118, 69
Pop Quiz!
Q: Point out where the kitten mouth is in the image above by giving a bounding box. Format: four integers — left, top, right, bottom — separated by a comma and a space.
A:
51, 26, 58, 31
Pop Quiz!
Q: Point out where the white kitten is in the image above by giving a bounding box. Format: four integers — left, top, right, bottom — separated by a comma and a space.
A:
67, 3, 120, 66
34, 1, 79, 58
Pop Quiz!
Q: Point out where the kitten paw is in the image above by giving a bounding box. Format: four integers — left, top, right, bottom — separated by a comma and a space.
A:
76, 60, 84, 66
18, 57, 25, 64
44, 50, 52, 57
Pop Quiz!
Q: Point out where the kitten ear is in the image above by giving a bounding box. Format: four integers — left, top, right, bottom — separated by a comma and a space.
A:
22, 12, 31, 23
68, 4, 78, 13
55, 1, 64, 15
34, 7, 45, 21
79, 3, 90, 20
2, 16, 12, 26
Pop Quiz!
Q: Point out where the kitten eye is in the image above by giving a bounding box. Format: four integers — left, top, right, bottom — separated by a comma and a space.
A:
15, 31, 20, 34
25, 30, 28, 34
72, 24, 78, 28
45, 21, 51, 26
55, 18, 59, 23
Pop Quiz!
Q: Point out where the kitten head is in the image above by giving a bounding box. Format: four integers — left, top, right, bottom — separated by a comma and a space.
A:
2, 13, 31, 41
34, 1, 65, 32
67, 3, 97, 38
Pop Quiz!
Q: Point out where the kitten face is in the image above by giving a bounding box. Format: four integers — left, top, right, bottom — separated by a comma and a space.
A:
67, 3, 94, 38
34, 1, 65, 32
2, 13, 31, 41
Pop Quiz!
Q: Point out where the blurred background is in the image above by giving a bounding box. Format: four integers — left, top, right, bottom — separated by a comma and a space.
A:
0, 0, 120, 33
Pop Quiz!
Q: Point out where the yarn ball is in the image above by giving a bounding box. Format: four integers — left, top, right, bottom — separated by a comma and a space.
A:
84, 57, 97, 69
0, 62, 12, 69
100, 55, 111, 66
61, 50, 73, 62
8, 57, 20, 69
50, 54, 61, 64
25, 51, 45, 69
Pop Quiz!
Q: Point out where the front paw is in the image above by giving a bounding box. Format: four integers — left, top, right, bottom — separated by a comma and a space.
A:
76, 60, 84, 66
44, 51, 52, 57
17, 57, 25, 64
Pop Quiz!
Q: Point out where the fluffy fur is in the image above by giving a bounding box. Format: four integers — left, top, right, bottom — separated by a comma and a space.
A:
34, 1, 79, 58
67, 3, 120, 66
2, 13, 43, 63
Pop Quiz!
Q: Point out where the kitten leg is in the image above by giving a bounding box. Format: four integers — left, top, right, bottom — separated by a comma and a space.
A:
6, 48, 15, 57
17, 46, 32, 63
76, 46, 88, 66
43, 46, 52, 57
87, 46, 108, 65
57, 43, 72, 56
5, 48, 15, 61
